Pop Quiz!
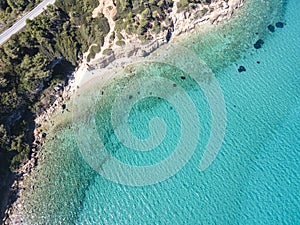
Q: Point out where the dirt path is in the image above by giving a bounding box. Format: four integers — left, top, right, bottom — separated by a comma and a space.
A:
92, 0, 117, 55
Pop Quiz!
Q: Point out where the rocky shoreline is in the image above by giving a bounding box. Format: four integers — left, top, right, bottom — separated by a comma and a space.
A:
2, 0, 244, 224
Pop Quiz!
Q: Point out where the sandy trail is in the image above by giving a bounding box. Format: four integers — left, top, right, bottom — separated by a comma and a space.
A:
92, 0, 117, 55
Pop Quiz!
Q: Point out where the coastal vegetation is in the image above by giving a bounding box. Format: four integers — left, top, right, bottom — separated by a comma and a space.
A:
0, 0, 109, 167
111, 0, 213, 42
177, 0, 212, 12
114, 0, 174, 37
0, 0, 109, 216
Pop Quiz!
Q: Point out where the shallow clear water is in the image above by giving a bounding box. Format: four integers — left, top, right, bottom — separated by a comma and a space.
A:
20, 0, 299, 224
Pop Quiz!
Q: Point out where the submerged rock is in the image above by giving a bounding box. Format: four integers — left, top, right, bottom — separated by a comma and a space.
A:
267, 24, 275, 32
254, 39, 264, 49
275, 22, 284, 28
238, 66, 246, 72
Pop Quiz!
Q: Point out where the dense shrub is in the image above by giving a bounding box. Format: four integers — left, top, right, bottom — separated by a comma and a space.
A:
0, 0, 109, 173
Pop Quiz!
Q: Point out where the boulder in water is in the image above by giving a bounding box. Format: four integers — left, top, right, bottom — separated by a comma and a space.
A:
267, 24, 275, 32
238, 66, 246, 73
275, 22, 284, 28
254, 39, 264, 49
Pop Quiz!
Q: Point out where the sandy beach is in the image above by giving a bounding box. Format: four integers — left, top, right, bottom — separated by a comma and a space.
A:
32, 0, 244, 128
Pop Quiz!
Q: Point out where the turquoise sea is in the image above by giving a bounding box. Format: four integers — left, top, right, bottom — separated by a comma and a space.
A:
19, 0, 299, 224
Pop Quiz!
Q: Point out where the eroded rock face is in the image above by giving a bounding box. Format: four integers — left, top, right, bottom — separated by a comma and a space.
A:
98, 54, 116, 68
